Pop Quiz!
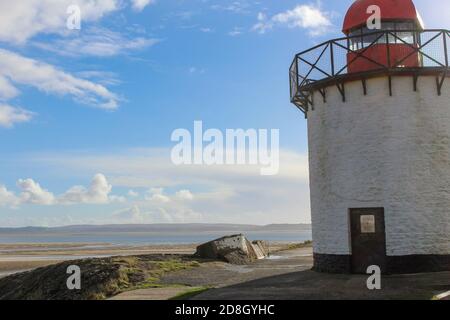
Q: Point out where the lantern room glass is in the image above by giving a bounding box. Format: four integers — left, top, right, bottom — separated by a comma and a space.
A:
349, 21, 418, 51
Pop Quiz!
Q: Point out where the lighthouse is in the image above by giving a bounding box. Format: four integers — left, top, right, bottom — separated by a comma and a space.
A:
290, 0, 450, 274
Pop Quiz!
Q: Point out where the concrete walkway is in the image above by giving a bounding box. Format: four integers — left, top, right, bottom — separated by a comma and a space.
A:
193, 269, 450, 300
111, 247, 450, 300
161, 247, 314, 290
187, 248, 450, 300
110, 287, 190, 300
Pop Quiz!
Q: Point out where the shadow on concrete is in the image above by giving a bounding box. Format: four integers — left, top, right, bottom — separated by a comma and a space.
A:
191, 269, 450, 300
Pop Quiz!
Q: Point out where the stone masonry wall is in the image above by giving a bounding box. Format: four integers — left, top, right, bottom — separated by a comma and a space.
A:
307, 75, 450, 256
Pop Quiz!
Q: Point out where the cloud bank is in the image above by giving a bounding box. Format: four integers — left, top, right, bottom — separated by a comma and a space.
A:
12, 148, 311, 225
0, 174, 122, 207
253, 3, 332, 36
0, 0, 157, 128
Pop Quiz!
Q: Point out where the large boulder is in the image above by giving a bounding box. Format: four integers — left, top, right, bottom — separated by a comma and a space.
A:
195, 234, 268, 264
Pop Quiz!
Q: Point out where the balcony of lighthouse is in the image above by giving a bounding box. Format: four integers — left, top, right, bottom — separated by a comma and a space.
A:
289, 29, 450, 117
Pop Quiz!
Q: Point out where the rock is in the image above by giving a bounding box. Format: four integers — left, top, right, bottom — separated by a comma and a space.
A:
0, 254, 196, 300
195, 234, 268, 264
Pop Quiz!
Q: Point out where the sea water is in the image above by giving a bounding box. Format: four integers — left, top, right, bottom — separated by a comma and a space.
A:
0, 230, 312, 245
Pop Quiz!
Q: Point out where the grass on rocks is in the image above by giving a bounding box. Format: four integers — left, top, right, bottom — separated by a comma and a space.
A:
0, 254, 202, 300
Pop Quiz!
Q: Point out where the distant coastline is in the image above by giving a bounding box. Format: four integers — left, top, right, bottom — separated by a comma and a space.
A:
0, 223, 312, 233
0, 223, 312, 245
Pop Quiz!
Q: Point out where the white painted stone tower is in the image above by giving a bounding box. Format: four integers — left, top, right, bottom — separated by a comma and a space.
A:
290, 0, 450, 274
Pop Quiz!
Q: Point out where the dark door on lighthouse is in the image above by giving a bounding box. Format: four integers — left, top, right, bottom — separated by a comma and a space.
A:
350, 208, 387, 274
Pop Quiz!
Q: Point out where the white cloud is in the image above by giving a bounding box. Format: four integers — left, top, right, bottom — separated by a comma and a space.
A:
146, 188, 171, 203
114, 188, 197, 223
0, 49, 119, 110
113, 205, 144, 222
0, 104, 34, 128
200, 27, 214, 33
176, 189, 194, 200
131, 0, 155, 12
0, 185, 20, 208
0, 76, 20, 100
59, 174, 112, 204
128, 190, 139, 197
17, 179, 56, 206
152, 207, 203, 223
112, 204, 203, 224
253, 4, 332, 36
0, 0, 120, 44
211, 2, 250, 14
76, 71, 121, 87
110, 195, 127, 203
0, 174, 124, 208
34, 28, 159, 57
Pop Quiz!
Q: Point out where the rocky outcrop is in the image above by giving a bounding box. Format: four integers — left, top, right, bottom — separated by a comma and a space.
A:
195, 234, 268, 264
0, 254, 199, 300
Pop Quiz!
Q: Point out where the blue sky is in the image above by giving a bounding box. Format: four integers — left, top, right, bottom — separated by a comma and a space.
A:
0, 0, 448, 227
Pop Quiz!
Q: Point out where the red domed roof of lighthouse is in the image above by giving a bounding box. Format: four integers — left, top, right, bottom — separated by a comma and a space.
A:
343, 0, 423, 33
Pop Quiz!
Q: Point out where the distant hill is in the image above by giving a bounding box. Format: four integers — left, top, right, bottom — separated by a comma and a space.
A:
0, 223, 311, 234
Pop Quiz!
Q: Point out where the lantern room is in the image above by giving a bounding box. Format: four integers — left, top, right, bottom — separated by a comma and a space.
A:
343, 0, 425, 73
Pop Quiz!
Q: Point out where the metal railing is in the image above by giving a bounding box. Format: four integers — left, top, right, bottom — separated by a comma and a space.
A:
290, 29, 450, 114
